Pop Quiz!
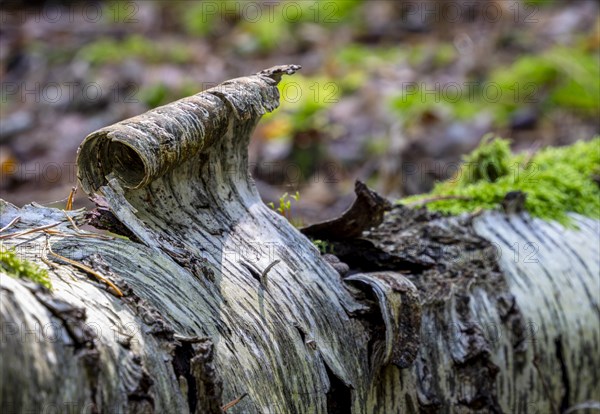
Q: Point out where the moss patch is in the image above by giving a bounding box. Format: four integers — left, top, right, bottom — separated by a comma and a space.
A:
0, 246, 52, 290
400, 135, 600, 226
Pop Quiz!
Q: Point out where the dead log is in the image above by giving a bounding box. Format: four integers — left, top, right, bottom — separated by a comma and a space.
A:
1, 66, 598, 414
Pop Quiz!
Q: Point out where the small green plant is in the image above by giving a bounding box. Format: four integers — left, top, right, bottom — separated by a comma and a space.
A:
268, 191, 300, 220
400, 136, 600, 226
312, 239, 334, 254
0, 246, 52, 290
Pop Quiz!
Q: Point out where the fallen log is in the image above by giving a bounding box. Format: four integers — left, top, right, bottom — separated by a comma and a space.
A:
1, 65, 598, 414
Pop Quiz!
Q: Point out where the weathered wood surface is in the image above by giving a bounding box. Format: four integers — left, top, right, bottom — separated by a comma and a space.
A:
1, 66, 598, 413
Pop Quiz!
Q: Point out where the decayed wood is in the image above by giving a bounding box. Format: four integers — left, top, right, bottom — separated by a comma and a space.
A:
301, 181, 392, 239
1, 66, 598, 414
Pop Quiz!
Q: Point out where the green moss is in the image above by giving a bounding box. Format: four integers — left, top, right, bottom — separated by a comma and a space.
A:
0, 246, 52, 290
400, 136, 600, 226
461, 135, 512, 183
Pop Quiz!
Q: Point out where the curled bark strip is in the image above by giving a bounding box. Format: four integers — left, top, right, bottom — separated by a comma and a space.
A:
301, 181, 392, 240
74, 65, 378, 412
77, 65, 299, 193
345, 272, 421, 370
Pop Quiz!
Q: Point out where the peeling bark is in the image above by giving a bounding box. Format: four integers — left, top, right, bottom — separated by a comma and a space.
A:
1, 66, 598, 413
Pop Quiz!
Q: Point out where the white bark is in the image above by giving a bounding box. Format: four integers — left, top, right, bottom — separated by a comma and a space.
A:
1, 66, 598, 413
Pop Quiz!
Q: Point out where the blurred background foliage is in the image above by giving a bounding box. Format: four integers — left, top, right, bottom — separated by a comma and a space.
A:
1, 0, 598, 223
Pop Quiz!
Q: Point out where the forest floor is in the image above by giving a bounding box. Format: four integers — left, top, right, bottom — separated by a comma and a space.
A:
1, 0, 598, 224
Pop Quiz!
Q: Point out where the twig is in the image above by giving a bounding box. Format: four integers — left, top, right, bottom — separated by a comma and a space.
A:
45, 228, 112, 240
12, 233, 44, 248
44, 229, 74, 236
468, 207, 485, 219
222, 393, 248, 412
46, 241, 124, 297
62, 210, 113, 240
0, 216, 21, 233
41, 196, 69, 206
41, 236, 77, 282
65, 186, 77, 211
0, 222, 61, 240
173, 334, 207, 343
261, 259, 281, 285
63, 210, 82, 232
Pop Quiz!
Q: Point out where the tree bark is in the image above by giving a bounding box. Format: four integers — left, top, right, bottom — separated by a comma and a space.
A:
1, 66, 598, 414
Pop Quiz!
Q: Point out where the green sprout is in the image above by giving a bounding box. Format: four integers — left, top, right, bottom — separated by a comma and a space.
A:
268, 191, 300, 220
312, 239, 334, 254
